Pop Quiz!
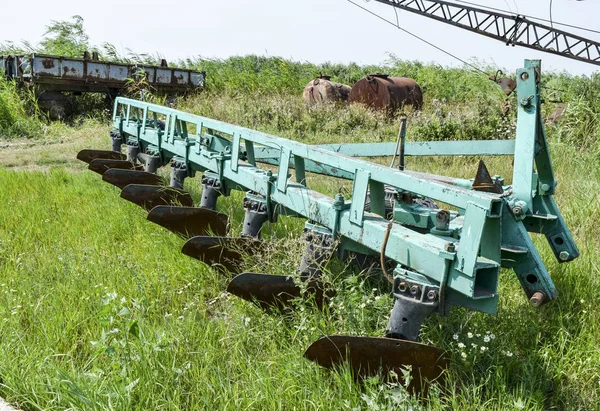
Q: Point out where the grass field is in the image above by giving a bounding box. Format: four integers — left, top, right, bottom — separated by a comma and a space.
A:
1, 55, 600, 410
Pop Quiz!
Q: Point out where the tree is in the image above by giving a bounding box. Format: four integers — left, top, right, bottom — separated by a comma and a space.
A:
39, 15, 91, 57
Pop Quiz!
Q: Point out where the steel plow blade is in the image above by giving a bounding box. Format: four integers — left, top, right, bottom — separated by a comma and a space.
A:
227, 273, 330, 311
88, 159, 142, 175
181, 236, 261, 273
120, 184, 193, 211
147, 206, 229, 238
77, 149, 125, 164
227, 273, 301, 311
304, 335, 449, 395
102, 169, 163, 189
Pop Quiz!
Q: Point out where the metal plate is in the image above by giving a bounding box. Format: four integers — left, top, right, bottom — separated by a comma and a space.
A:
147, 205, 228, 238
227, 273, 301, 311
77, 149, 125, 164
181, 236, 261, 273
103, 169, 163, 189
88, 159, 142, 175
228, 273, 329, 310
304, 335, 449, 394
120, 184, 193, 211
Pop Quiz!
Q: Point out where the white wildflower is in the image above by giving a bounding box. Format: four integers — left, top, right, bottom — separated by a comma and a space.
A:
453, 334, 459, 340
461, 352, 467, 358
480, 346, 487, 352
505, 351, 513, 357
484, 335, 491, 343
458, 342, 465, 348
467, 332, 473, 338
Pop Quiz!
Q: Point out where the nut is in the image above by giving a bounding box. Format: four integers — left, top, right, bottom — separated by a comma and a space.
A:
512, 205, 523, 216
398, 282, 408, 293
529, 291, 546, 308
559, 251, 570, 261
427, 290, 438, 300
410, 285, 421, 296
444, 242, 456, 253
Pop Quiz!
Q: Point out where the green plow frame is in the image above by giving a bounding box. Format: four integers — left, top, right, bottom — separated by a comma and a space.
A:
79, 60, 578, 392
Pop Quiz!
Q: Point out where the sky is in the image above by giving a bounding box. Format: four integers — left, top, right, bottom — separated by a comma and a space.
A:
1, 0, 598, 76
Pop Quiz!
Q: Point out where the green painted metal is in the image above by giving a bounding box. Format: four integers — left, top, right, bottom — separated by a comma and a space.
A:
109, 60, 577, 314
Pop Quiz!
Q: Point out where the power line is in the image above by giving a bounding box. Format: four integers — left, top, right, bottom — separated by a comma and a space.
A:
348, 0, 571, 96
347, 0, 489, 75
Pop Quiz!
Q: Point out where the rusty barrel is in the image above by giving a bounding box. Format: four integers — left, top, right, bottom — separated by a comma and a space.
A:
302, 76, 351, 105
349, 74, 423, 111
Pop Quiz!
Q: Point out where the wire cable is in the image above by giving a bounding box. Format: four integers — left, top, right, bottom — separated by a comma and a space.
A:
348, 0, 489, 75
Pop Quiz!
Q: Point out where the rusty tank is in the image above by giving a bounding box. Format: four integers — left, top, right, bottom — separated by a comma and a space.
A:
302, 76, 351, 105
349, 74, 423, 111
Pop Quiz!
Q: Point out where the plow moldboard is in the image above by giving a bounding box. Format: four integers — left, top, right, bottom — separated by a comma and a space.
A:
227, 273, 302, 311
88, 159, 143, 175
77, 149, 125, 164
304, 335, 449, 394
103, 169, 164, 189
120, 184, 193, 211
182, 236, 261, 273
147, 206, 229, 237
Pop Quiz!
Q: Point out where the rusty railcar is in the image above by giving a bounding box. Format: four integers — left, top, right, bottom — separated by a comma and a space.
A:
302, 76, 351, 105
0, 53, 205, 95
349, 74, 423, 110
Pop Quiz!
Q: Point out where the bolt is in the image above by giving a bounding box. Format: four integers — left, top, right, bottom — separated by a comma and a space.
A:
541, 183, 550, 192
559, 251, 570, 261
427, 290, 438, 301
512, 205, 523, 216
398, 282, 408, 293
410, 285, 421, 296
444, 242, 456, 253
520, 72, 529, 80
529, 291, 546, 308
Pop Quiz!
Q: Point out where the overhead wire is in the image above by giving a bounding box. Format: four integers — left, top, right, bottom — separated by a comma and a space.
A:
348, 0, 572, 98
347, 0, 489, 75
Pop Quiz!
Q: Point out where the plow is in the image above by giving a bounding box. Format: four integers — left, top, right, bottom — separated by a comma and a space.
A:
77, 60, 578, 394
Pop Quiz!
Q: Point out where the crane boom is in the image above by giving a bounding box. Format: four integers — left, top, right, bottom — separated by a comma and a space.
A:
373, 0, 600, 66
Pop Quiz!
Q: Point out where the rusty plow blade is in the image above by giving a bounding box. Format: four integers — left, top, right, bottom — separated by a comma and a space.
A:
147, 206, 229, 238
88, 158, 142, 175
227, 273, 329, 311
181, 236, 261, 273
304, 336, 449, 395
103, 169, 164, 189
77, 149, 125, 164
120, 184, 193, 211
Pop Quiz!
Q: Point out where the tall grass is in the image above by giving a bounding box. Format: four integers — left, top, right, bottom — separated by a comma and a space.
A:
0, 135, 598, 409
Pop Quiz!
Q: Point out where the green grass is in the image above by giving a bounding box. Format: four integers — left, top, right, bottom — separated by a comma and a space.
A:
0, 127, 598, 409
1, 49, 600, 409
